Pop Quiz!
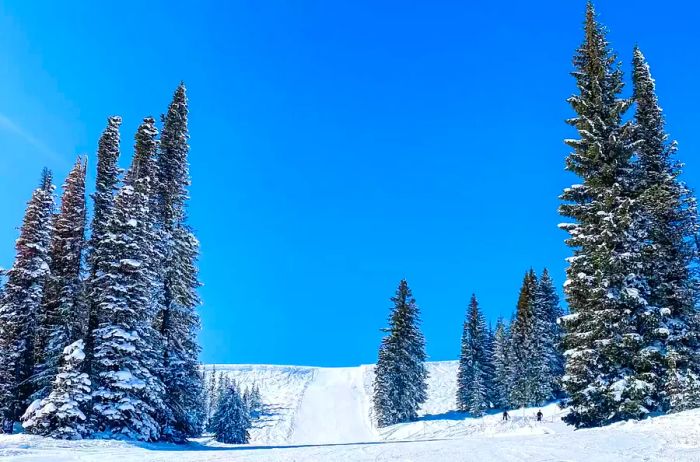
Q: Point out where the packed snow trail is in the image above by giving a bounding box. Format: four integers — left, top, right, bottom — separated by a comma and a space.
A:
289, 366, 376, 444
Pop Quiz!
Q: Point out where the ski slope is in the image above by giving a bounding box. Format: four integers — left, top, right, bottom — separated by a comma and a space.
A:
2, 360, 700, 461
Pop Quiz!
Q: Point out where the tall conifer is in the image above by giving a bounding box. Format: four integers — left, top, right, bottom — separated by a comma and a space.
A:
456, 294, 491, 415
373, 280, 428, 427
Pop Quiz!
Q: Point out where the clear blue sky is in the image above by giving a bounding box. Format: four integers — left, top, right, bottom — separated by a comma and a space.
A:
0, 1, 698, 367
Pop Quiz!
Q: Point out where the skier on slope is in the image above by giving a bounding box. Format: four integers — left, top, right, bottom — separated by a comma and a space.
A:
502, 410, 509, 421
536, 410, 543, 422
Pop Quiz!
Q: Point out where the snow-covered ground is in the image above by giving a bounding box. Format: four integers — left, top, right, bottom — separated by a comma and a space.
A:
2, 360, 700, 461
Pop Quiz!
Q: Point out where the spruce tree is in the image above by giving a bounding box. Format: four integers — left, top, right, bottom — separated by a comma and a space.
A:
155, 83, 204, 440
22, 340, 91, 439
33, 158, 87, 400
212, 382, 251, 444
373, 280, 428, 427
631, 47, 700, 412
85, 116, 123, 375
456, 294, 491, 415
559, 2, 650, 427
509, 270, 540, 407
0, 170, 55, 422
532, 268, 564, 401
491, 317, 511, 409
90, 118, 166, 441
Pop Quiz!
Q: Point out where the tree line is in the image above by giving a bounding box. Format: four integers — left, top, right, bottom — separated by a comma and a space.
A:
372, 1, 700, 429
0, 84, 204, 441
372, 269, 563, 427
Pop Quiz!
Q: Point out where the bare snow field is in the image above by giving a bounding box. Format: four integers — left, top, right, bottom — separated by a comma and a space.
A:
2, 361, 700, 461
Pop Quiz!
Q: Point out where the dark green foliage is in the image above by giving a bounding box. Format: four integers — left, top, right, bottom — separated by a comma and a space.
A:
0, 171, 55, 421
456, 294, 491, 415
373, 280, 428, 427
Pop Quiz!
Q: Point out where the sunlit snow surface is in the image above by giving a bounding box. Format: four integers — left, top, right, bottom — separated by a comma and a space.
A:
2, 361, 700, 461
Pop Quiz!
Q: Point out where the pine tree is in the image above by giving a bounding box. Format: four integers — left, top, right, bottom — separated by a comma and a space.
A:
33, 158, 87, 400
456, 294, 491, 415
85, 116, 123, 375
0, 170, 55, 422
211, 382, 251, 444
154, 83, 204, 440
372, 280, 428, 427
559, 2, 650, 427
90, 118, 166, 441
22, 340, 91, 439
631, 47, 700, 413
509, 270, 540, 407
532, 269, 564, 401
491, 317, 511, 409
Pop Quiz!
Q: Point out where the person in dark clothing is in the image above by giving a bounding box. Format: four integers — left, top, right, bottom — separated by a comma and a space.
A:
502, 410, 509, 421
536, 410, 543, 422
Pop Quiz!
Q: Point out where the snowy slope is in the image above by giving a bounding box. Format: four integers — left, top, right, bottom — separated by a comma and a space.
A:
2, 360, 700, 461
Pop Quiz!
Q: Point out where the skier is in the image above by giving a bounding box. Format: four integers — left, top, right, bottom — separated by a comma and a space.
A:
502, 410, 509, 421
536, 410, 543, 422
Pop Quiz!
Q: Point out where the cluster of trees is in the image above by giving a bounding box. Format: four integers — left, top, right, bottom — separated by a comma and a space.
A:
202, 367, 263, 444
372, 271, 563, 427
0, 84, 204, 441
559, 2, 700, 428
456, 269, 564, 416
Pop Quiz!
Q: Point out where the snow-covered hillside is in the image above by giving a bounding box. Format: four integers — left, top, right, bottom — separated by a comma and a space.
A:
2, 361, 700, 461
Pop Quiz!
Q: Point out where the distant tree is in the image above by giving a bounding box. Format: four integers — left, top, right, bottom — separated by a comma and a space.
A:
211, 382, 250, 444
33, 158, 87, 400
490, 317, 511, 409
531, 268, 564, 402
456, 294, 491, 415
373, 280, 428, 427
509, 270, 539, 407
0, 170, 55, 421
22, 340, 91, 439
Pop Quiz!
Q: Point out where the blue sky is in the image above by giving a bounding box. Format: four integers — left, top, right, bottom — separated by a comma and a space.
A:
0, 1, 698, 367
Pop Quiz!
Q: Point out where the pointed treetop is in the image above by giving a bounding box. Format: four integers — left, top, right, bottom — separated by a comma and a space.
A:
40, 167, 53, 191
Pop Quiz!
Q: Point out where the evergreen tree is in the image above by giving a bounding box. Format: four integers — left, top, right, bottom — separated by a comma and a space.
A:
373, 280, 428, 427
509, 270, 540, 407
559, 2, 650, 427
85, 116, 123, 375
490, 317, 511, 409
22, 340, 91, 439
90, 118, 166, 441
155, 83, 204, 440
532, 268, 564, 401
211, 382, 250, 444
456, 294, 491, 415
631, 47, 700, 412
0, 170, 55, 421
33, 158, 87, 400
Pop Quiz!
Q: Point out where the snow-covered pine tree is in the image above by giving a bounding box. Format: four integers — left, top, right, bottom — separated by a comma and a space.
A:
204, 365, 217, 431
85, 116, 122, 375
154, 83, 204, 440
33, 158, 87, 400
0, 170, 55, 422
531, 268, 564, 402
490, 317, 511, 409
372, 280, 428, 427
456, 294, 491, 416
22, 340, 91, 439
559, 2, 651, 427
509, 270, 540, 407
90, 118, 166, 441
631, 47, 700, 413
211, 382, 251, 444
